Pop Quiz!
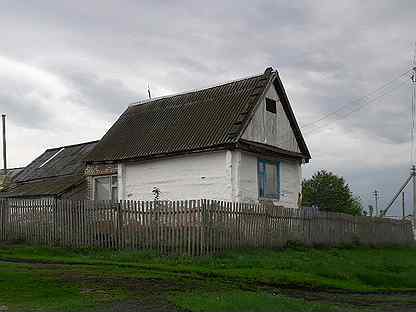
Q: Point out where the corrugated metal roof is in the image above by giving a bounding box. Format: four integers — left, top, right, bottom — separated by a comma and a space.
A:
3, 141, 98, 198
3, 175, 84, 197
86, 70, 272, 162
86, 67, 311, 163
15, 141, 98, 183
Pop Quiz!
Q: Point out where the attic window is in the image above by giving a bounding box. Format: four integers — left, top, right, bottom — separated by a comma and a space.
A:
265, 98, 277, 114
38, 148, 65, 168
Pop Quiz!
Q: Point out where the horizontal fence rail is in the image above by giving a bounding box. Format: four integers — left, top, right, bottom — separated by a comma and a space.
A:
0, 198, 413, 256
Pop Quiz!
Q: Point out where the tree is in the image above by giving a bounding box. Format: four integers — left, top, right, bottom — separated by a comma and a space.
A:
302, 170, 363, 215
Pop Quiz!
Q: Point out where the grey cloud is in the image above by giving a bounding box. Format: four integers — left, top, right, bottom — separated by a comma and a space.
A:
50, 66, 143, 114
0, 88, 53, 129
0, 0, 415, 210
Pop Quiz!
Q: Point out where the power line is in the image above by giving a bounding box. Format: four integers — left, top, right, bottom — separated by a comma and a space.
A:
302, 78, 409, 137
275, 76, 409, 148
300, 69, 411, 130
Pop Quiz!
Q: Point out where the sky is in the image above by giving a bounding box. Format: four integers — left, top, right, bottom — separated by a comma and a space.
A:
1, 0, 415, 216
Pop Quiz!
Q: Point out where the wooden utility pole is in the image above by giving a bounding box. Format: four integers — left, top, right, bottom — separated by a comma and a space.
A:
368, 205, 374, 217
2, 114, 6, 176
373, 190, 379, 217
402, 192, 405, 220
412, 165, 416, 224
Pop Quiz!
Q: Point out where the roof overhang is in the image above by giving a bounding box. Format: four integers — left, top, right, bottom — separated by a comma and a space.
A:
237, 139, 305, 161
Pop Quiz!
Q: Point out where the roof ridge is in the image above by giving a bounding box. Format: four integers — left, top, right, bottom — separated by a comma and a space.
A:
44, 140, 99, 151
128, 71, 271, 108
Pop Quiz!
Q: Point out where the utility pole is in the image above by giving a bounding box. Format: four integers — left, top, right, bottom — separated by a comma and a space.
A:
368, 205, 374, 217
2, 114, 6, 176
412, 57, 416, 225
412, 165, 416, 224
373, 190, 379, 217
402, 192, 405, 220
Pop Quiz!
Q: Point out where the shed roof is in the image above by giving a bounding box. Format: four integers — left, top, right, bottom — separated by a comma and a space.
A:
4, 175, 84, 198
86, 67, 310, 163
3, 141, 98, 197
15, 141, 98, 183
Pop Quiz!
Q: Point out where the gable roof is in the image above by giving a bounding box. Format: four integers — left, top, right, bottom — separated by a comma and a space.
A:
3, 141, 98, 197
86, 67, 310, 163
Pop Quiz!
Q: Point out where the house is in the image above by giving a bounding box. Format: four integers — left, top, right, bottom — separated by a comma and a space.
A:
0, 167, 24, 191
3, 141, 98, 200
85, 67, 311, 208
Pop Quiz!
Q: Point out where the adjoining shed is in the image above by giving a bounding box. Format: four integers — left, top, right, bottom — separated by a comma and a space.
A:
0, 167, 24, 191
3, 141, 98, 200
86, 67, 311, 208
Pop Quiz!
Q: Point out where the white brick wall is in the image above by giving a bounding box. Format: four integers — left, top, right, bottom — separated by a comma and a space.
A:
118, 150, 302, 208
121, 151, 231, 201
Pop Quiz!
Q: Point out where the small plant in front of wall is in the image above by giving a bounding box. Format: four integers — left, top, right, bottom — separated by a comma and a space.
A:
152, 186, 161, 201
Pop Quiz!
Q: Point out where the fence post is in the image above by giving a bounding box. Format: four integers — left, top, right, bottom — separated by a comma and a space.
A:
2, 198, 9, 242
201, 199, 207, 255
116, 202, 122, 250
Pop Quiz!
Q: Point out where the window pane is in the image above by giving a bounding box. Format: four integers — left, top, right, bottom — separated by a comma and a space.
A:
112, 175, 118, 186
265, 162, 277, 197
258, 161, 264, 197
95, 177, 111, 201
266, 98, 277, 114
112, 187, 118, 202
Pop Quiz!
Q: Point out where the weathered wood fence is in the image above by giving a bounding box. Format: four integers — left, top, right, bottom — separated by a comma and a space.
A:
0, 198, 413, 256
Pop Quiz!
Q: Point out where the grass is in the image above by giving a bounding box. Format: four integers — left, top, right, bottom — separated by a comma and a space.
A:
0, 244, 416, 311
0, 244, 416, 292
172, 290, 355, 312
0, 263, 128, 311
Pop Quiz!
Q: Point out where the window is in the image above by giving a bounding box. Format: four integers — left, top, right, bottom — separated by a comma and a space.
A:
94, 175, 118, 202
265, 98, 277, 114
258, 159, 280, 199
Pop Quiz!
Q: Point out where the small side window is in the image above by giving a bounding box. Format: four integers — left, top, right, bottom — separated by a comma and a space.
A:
258, 159, 280, 200
94, 175, 118, 202
265, 98, 277, 114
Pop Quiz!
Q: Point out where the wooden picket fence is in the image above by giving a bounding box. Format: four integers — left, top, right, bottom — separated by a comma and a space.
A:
0, 198, 413, 256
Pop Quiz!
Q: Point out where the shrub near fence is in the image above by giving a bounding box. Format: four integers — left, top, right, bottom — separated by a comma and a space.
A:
0, 198, 413, 256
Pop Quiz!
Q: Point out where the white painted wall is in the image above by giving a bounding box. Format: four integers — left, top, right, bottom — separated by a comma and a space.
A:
119, 150, 301, 208
242, 83, 301, 153
121, 151, 232, 202
229, 150, 301, 207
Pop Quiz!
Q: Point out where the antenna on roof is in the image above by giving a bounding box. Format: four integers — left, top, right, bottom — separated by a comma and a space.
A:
147, 83, 152, 99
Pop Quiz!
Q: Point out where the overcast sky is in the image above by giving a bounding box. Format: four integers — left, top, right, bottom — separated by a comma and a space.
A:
1, 0, 415, 215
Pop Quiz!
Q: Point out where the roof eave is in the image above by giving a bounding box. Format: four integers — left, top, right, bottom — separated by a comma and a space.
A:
272, 72, 311, 161
237, 139, 306, 160
86, 143, 238, 165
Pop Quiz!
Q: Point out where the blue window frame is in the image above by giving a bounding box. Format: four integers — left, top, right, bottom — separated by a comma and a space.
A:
258, 159, 280, 199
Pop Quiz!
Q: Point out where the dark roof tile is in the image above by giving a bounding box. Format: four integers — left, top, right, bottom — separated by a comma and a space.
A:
3, 175, 84, 197
86, 67, 311, 162
16, 141, 98, 183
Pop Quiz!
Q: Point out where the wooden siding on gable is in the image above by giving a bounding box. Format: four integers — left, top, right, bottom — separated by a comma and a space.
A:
242, 84, 301, 153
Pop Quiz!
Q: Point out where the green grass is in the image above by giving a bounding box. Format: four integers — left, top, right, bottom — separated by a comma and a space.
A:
172, 290, 355, 312
1, 245, 415, 311
0, 263, 128, 311
0, 244, 415, 292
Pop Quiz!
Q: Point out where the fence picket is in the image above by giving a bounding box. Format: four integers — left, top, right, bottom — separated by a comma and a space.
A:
0, 198, 412, 255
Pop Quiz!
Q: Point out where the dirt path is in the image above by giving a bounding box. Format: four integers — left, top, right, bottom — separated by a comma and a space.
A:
276, 288, 416, 312
3, 260, 416, 312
